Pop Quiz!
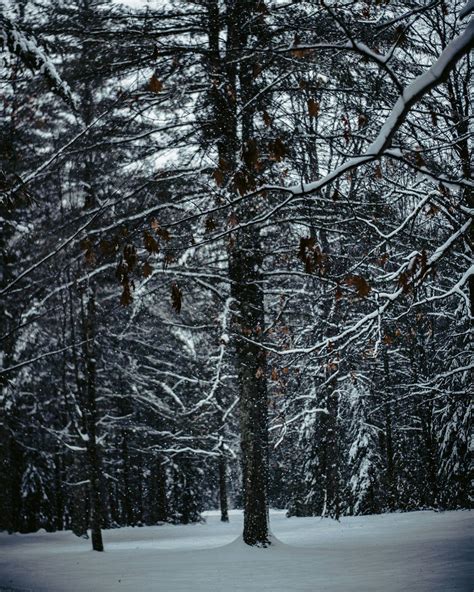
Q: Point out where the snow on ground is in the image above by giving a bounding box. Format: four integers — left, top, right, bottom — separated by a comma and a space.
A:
0, 509, 472, 592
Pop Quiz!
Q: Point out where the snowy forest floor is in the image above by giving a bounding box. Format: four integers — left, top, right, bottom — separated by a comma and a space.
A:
0, 509, 472, 592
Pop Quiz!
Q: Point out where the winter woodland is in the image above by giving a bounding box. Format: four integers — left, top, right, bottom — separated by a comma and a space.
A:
0, 0, 472, 583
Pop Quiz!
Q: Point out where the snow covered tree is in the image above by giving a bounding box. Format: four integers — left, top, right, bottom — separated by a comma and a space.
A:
345, 379, 382, 515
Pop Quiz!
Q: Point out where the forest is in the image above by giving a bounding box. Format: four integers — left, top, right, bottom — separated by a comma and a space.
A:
0, 0, 472, 562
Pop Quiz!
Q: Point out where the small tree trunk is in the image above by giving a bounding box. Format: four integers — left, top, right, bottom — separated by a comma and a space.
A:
218, 456, 229, 522
83, 290, 104, 552
88, 466, 104, 552
121, 433, 134, 525
70, 466, 88, 538
155, 459, 169, 523
54, 449, 64, 530
383, 347, 396, 510
319, 376, 341, 520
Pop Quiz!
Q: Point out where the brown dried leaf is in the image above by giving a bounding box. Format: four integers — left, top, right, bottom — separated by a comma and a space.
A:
341, 114, 351, 144
291, 48, 311, 58
242, 139, 259, 170
157, 227, 171, 241
164, 252, 175, 267
358, 113, 367, 128
116, 262, 127, 283
213, 168, 225, 187
256, 0, 269, 15
298, 236, 315, 261
398, 271, 410, 294
252, 62, 263, 78
143, 261, 153, 278
205, 216, 217, 232
307, 98, 320, 118
420, 250, 428, 275
123, 243, 137, 271
228, 212, 239, 228
415, 151, 425, 167
233, 170, 256, 195
148, 74, 163, 93
438, 183, 450, 197
84, 248, 96, 267
171, 281, 182, 313
79, 237, 91, 252
120, 282, 132, 306
143, 230, 159, 253
268, 138, 288, 162
99, 239, 116, 256
426, 204, 439, 217
345, 275, 371, 297
262, 110, 272, 127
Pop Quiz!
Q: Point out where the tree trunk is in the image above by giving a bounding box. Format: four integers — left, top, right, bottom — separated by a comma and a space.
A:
121, 432, 134, 525
218, 455, 229, 522
155, 459, 169, 523
206, 0, 270, 545
230, 246, 270, 544
382, 347, 396, 510
82, 290, 104, 551
320, 383, 341, 519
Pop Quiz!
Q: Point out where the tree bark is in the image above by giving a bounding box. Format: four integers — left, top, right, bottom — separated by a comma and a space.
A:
230, 245, 269, 544
155, 459, 169, 523
382, 347, 396, 510
206, 0, 270, 545
218, 455, 229, 522
82, 290, 104, 551
320, 381, 341, 519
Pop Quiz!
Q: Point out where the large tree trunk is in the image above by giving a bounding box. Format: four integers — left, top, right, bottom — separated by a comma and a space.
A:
229, 244, 269, 544
77, 1, 104, 548
206, 0, 270, 545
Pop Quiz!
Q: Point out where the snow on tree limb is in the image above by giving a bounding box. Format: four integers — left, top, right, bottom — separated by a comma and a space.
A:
185, 10, 473, 249
281, 14, 474, 197
0, 14, 76, 108
243, 218, 472, 358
